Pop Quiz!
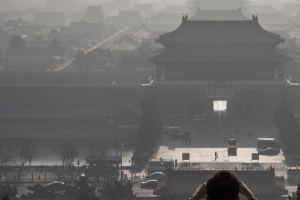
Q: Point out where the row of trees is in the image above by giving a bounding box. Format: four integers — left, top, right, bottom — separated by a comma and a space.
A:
274, 96, 300, 155
0, 141, 38, 182
0, 139, 117, 183
18, 176, 135, 200
136, 95, 162, 154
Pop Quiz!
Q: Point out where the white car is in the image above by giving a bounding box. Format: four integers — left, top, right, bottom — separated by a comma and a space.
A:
193, 115, 205, 121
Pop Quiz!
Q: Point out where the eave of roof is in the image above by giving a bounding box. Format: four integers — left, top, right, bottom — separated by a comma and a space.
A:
156, 17, 284, 45
149, 50, 293, 63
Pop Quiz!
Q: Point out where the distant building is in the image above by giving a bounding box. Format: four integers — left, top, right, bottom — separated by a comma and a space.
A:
105, 10, 143, 27
84, 5, 104, 23
283, 3, 300, 18
159, 5, 190, 14
147, 16, 296, 117
45, 0, 76, 12
186, 0, 249, 11
59, 21, 106, 40
190, 7, 249, 20
34, 12, 66, 27
247, 4, 278, 14
134, 3, 155, 18
150, 16, 291, 82
131, 23, 153, 39
146, 12, 183, 30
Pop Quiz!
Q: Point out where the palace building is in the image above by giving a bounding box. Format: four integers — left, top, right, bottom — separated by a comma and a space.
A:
150, 15, 291, 83
147, 15, 298, 117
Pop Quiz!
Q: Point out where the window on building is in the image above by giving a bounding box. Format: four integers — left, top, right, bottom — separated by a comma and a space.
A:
256, 69, 273, 79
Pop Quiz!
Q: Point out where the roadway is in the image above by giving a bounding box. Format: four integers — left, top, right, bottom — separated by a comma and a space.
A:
52, 26, 129, 71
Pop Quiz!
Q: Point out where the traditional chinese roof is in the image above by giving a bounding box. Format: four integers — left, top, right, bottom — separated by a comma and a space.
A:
156, 16, 284, 45
133, 3, 154, 10
119, 10, 141, 18
188, 0, 247, 10
115, 32, 142, 46
190, 8, 249, 20
149, 50, 292, 63
159, 5, 190, 13
255, 12, 292, 25
247, 5, 278, 13
284, 23, 300, 33
86, 5, 103, 14
132, 23, 154, 39
160, 169, 287, 197
60, 22, 106, 35
114, 41, 137, 51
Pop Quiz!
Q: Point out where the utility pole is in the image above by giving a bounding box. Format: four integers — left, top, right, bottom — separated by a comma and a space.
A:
115, 128, 118, 177
120, 143, 124, 182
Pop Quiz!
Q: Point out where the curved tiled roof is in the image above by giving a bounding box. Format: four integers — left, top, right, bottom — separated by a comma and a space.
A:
149, 50, 292, 63
190, 8, 249, 20
156, 17, 284, 44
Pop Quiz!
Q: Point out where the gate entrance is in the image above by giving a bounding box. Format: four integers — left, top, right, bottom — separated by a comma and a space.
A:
213, 100, 227, 116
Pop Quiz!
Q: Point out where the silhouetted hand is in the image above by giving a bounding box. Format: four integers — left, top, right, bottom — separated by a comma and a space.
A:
239, 181, 255, 200
192, 183, 207, 200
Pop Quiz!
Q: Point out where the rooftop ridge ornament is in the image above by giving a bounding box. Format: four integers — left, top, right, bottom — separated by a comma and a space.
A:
182, 15, 188, 22
252, 15, 258, 22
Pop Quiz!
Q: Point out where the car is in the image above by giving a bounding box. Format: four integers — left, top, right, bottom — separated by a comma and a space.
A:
146, 172, 166, 180
140, 180, 158, 188
163, 126, 180, 135
258, 148, 280, 155
193, 115, 205, 121
45, 181, 65, 191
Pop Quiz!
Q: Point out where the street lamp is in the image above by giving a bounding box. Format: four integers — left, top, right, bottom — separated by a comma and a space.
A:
115, 128, 118, 177
120, 143, 124, 182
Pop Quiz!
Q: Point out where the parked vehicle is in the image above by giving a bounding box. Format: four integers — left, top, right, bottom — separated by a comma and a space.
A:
140, 180, 158, 188
170, 130, 190, 139
45, 181, 65, 191
163, 126, 180, 135
227, 139, 237, 153
257, 138, 280, 150
149, 158, 174, 172
193, 115, 205, 121
146, 172, 166, 180
258, 148, 279, 155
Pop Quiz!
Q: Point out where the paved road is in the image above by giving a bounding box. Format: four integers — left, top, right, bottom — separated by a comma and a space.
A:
156, 116, 284, 164
52, 26, 129, 71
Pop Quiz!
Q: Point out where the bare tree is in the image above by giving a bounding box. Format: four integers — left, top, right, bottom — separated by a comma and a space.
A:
0, 145, 16, 180
58, 141, 68, 179
15, 148, 28, 182
65, 143, 78, 181
84, 142, 110, 180
58, 141, 78, 181
21, 141, 39, 167
85, 142, 110, 161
